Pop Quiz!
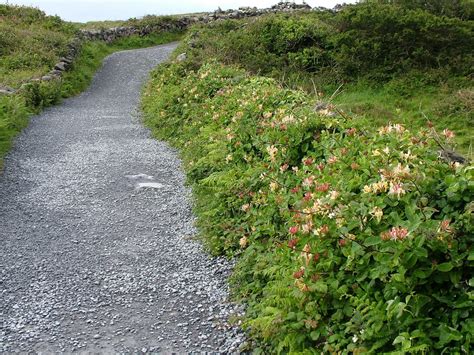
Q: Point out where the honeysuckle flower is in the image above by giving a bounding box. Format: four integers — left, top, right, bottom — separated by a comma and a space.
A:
289, 226, 299, 235
393, 163, 411, 179
266, 145, 278, 162
329, 190, 340, 200
443, 129, 455, 140
381, 227, 409, 241
393, 123, 406, 133
316, 183, 330, 192
288, 238, 299, 249
313, 224, 329, 236
438, 220, 454, 234
302, 222, 313, 234
302, 176, 315, 188
263, 111, 273, 119
293, 267, 305, 279
346, 128, 357, 136
282, 114, 296, 124
388, 182, 406, 198
370, 207, 384, 222
239, 236, 248, 248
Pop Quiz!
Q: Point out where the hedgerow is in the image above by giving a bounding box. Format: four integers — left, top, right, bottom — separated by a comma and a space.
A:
142, 60, 473, 353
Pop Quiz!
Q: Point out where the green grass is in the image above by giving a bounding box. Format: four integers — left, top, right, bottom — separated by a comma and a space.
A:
0, 4, 77, 88
331, 81, 473, 158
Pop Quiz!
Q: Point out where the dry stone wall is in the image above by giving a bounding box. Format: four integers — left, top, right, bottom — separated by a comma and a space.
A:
0, 2, 312, 95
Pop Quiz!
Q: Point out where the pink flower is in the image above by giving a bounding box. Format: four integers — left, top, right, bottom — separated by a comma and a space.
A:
382, 227, 409, 241
289, 226, 299, 235
328, 156, 338, 165
442, 129, 455, 140
389, 183, 406, 198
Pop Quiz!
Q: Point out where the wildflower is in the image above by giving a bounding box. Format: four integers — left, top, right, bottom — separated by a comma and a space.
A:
302, 221, 313, 234
328, 156, 338, 164
239, 236, 248, 248
388, 182, 406, 198
289, 226, 299, 235
302, 176, 314, 188
438, 220, 454, 234
225, 154, 233, 163
303, 192, 312, 202
282, 115, 296, 124
393, 124, 406, 134
266, 145, 279, 162
303, 157, 314, 166
295, 279, 310, 292
381, 227, 409, 241
393, 163, 411, 179
263, 112, 273, 119
372, 149, 382, 157
339, 239, 347, 247
314, 224, 329, 236
352, 335, 358, 343
241, 204, 250, 212
293, 268, 305, 279
329, 190, 340, 200
280, 163, 289, 172
316, 183, 330, 192
270, 182, 278, 191
292, 166, 299, 172
290, 186, 300, 194
378, 125, 391, 135
288, 238, 299, 249
313, 253, 320, 262
346, 128, 357, 136
363, 185, 372, 194
370, 207, 384, 222
351, 162, 360, 170
226, 133, 235, 141
442, 129, 455, 140
383, 146, 390, 155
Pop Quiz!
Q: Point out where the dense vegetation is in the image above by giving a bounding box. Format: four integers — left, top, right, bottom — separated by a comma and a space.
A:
142, 2, 473, 353
0, 4, 182, 167
178, 3, 473, 154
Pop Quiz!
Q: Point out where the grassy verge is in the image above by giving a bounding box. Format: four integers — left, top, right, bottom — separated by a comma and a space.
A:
0, 31, 183, 168
142, 59, 473, 354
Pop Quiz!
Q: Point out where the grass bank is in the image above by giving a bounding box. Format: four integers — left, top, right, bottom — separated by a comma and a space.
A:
142, 2, 473, 353
142, 58, 473, 354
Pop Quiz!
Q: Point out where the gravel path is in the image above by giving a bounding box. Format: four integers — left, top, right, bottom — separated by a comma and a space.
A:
0, 43, 245, 353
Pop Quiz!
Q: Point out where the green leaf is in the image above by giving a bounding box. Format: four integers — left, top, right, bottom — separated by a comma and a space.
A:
314, 281, 328, 294
364, 236, 382, 247
437, 262, 454, 272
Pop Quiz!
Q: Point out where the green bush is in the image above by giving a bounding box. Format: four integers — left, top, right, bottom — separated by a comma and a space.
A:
143, 60, 473, 353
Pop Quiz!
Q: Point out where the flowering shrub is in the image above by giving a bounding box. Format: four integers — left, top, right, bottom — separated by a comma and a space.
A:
142, 61, 473, 353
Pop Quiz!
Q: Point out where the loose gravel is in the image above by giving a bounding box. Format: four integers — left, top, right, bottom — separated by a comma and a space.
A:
0, 43, 245, 353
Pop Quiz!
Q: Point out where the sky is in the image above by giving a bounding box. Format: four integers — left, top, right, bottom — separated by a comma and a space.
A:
1, 0, 358, 22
